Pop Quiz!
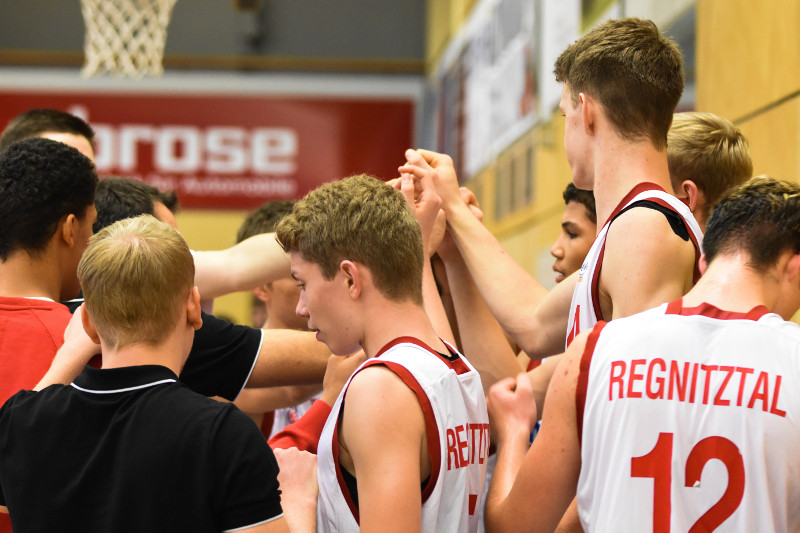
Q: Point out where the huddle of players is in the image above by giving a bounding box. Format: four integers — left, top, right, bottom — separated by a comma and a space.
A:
0, 15, 797, 533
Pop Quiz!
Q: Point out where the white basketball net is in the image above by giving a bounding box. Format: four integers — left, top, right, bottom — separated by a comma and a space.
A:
80, 0, 178, 78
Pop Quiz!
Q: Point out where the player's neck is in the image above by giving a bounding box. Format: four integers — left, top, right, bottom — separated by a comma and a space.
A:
0, 248, 63, 301
592, 140, 671, 229
100, 327, 192, 375
682, 254, 775, 315
360, 300, 446, 359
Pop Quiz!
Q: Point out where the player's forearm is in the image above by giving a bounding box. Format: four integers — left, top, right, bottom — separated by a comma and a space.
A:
282, 501, 317, 533
527, 356, 562, 423
443, 252, 523, 394
247, 330, 330, 388
193, 233, 291, 300
235, 384, 321, 413
444, 204, 550, 345
485, 430, 534, 533
422, 257, 457, 347
35, 342, 98, 390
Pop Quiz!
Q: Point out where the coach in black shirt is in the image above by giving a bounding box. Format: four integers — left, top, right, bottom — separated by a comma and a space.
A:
0, 216, 294, 532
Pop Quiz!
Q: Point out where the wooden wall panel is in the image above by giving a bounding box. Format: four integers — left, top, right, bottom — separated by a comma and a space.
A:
737, 98, 800, 182
697, 0, 800, 121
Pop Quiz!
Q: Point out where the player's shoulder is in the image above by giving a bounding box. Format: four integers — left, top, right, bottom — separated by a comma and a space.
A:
348, 362, 410, 396
609, 201, 683, 234
605, 205, 695, 260
756, 313, 800, 344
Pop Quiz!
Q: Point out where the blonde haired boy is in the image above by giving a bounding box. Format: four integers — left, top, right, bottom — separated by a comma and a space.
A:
0, 216, 297, 533
668, 111, 753, 229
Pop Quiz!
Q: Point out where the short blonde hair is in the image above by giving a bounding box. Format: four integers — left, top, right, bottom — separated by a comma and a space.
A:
668, 112, 753, 209
276, 174, 424, 305
78, 215, 195, 349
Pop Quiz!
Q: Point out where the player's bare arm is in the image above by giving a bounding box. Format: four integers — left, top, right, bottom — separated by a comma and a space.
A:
395, 172, 457, 346
400, 149, 572, 358
193, 232, 291, 301
340, 365, 429, 533
486, 333, 587, 533
235, 383, 321, 414
442, 248, 524, 393
274, 448, 319, 533
35, 304, 100, 389
246, 330, 330, 388
526, 355, 562, 422
429, 186, 532, 392
601, 207, 697, 320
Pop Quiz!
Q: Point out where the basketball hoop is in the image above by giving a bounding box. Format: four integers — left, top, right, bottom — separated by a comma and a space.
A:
80, 0, 178, 78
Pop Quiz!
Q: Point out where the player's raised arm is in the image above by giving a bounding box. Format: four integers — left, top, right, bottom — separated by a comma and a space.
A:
400, 149, 571, 358
395, 172, 456, 346
431, 187, 527, 392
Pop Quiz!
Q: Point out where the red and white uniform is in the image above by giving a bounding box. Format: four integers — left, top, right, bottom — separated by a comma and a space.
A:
576, 300, 800, 532
316, 337, 489, 533
566, 184, 703, 346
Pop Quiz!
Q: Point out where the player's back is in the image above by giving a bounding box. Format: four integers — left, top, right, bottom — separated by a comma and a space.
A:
577, 300, 800, 532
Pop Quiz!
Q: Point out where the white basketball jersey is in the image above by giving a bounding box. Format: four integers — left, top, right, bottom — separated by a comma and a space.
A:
576, 301, 800, 532
268, 396, 319, 439
566, 184, 703, 347
316, 337, 489, 533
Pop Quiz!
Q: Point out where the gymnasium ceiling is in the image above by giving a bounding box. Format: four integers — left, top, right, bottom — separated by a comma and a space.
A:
0, 0, 427, 74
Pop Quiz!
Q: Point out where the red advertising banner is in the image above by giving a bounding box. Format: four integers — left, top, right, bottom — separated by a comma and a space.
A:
0, 91, 414, 209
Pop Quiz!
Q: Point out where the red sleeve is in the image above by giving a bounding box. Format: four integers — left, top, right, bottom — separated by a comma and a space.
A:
267, 400, 332, 454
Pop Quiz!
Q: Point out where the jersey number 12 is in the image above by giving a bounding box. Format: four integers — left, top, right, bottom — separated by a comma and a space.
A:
630, 432, 744, 532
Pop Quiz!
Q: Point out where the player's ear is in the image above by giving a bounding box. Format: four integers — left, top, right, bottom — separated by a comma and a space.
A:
680, 180, 705, 213
580, 93, 595, 135
252, 284, 271, 304
186, 286, 203, 330
81, 304, 102, 344
59, 214, 78, 247
698, 254, 709, 276
785, 250, 800, 283
339, 260, 362, 300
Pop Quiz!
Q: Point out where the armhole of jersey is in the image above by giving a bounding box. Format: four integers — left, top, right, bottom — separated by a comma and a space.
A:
331, 416, 361, 525
591, 243, 606, 321
624, 198, 703, 283
380, 336, 472, 375
361, 359, 441, 503
575, 322, 607, 446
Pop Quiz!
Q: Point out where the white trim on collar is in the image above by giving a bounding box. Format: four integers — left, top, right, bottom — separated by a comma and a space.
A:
70, 378, 177, 394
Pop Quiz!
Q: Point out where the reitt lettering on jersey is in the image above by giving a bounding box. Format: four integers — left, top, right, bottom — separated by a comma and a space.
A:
608, 358, 787, 417
446, 423, 491, 470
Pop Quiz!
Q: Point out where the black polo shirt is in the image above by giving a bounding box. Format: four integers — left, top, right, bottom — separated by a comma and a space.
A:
0, 365, 283, 532
62, 299, 262, 401
182, 311, 263, 400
